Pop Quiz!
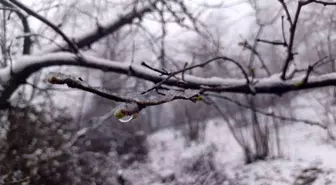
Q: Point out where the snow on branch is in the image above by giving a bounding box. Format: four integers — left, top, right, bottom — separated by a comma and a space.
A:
45, 71, 204, 121
46, 72, 202, 106
0, 51, 336, 109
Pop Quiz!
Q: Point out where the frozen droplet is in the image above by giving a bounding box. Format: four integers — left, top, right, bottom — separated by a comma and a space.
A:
114, 104, 139, 123
118, 114, 134, 123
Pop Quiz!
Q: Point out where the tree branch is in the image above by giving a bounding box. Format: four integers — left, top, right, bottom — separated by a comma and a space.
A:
205, 93, 326, 128
280, 0, 336, 80
257, 38, 287, 47
278, 0, 293, 26
310, 0, 336, 6
9, 0, 79, 53
1, 0, 32, 55
46, 72, 202, 106
280, 1, 304, 80
37, 0, 159, 54
142, 56, 250, 94
2, 52, 336, 109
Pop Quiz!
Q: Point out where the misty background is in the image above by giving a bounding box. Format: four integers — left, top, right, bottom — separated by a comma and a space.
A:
1, 0, 336, 184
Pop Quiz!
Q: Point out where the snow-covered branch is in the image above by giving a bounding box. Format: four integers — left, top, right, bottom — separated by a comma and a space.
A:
1, 52, 336, 109
0, 0, 335, 111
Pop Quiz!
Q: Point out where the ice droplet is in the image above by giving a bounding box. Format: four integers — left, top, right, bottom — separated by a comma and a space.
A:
118, 115, 134, 123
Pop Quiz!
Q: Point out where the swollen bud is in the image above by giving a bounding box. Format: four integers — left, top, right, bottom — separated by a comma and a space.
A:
114, 107, 138, 123
294, 81, 304, 87
47, 76, 58, 84
114, 103, 141, 122
191, 95, 203, 102
194, 95, 203, 101
114, 109, 126, 119
249, 67, 255, 74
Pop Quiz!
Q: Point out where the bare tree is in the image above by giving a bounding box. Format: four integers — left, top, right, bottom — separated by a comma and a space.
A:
2, 0, 336, 113
1, 0, 336, 184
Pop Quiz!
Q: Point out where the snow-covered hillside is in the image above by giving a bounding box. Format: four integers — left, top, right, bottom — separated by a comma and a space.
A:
127, 92, 336, 185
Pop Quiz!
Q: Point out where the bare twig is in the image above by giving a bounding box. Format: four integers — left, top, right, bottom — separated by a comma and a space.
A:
8, 0, 79, 53
40, 0, 159, 54
182, 62, 188, 81
281, 16, 288, 46
280, 1, 305, 80
310, 0, 336, 6
208, 97, 247, 147
278, 0, 293, 26
16, 33, 64, 50
142, 56, 250, 94
297, 56, 330, 85
205, 93, 326, 128
141, 61, 167, 74
46, 72, 202, 107
239, 37, 271, 76
279, 0, 336, 80
257, 39, 287, 47
1, 0, 32, 55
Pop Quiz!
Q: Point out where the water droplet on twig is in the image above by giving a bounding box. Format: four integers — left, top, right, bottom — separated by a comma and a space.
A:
118, 114, 134, 123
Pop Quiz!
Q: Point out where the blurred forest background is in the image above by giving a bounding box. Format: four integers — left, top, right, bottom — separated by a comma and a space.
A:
1, 0, 336, 184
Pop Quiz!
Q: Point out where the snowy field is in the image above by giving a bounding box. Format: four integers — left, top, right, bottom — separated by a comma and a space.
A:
122, 92, 336, 185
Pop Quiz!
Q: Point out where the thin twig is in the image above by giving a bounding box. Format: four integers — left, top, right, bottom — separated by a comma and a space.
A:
281, 1, 315, 80
310, 0, 336, 6
1, 0, 32, 55
300, 56, 329, 84
141, 62, 167, 74
9, 0, 79, 53
257, 39, 287, 47
278, 0, 293, 25
182, 62, 188, 81
142, 56, 249, 94
281, 16, 288, 46
240, 37, 271, 76
205, 93, 326, 128
47, 72, 202, 107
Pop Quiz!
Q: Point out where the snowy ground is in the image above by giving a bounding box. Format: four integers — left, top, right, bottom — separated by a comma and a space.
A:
133, 92, 336, 185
